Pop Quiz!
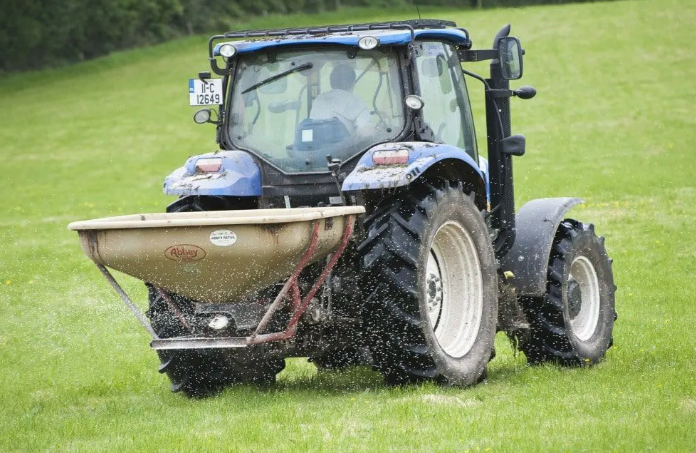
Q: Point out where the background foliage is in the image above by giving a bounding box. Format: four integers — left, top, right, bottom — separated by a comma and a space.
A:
0, 0, 611, 72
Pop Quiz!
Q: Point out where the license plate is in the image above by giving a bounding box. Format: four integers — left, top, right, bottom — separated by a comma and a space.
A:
189, 79, 223, 106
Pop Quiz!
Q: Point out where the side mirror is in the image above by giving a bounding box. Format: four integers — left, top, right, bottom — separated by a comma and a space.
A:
193, 109, 211, 124
498, 37, 523, 80
193, 108, 218, 125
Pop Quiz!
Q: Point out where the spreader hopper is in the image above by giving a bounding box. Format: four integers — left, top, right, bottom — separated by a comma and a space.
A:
69, 206, 364, 303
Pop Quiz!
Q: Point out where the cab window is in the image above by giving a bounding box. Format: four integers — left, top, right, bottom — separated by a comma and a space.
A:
415, 41, 477, 160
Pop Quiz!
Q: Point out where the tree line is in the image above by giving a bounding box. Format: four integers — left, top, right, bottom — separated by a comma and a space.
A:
0, 0, 605, 72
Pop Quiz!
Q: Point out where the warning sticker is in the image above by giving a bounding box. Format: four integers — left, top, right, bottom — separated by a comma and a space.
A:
210, 229, 237, 247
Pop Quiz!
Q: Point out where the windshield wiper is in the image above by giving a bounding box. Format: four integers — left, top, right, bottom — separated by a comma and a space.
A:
241, 62, 313, 94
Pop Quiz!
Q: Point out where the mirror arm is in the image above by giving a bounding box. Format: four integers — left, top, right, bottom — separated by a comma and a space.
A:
461, 68, 488, 88
493, 24, 512, 48
488, 88, 514, 99
461, 68, 507, 142
209, 58, 227, 76
458, 49, 497, 63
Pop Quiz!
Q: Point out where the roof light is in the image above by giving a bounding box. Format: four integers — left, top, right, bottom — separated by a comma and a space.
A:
405, 95, 424, 110
195, 157, 223, 173
358, 36, 379, 50
219, 43, 237, 58
373, 149, 409, 165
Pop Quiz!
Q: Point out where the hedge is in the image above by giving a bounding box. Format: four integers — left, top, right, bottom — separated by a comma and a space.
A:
0, 0, 607, 72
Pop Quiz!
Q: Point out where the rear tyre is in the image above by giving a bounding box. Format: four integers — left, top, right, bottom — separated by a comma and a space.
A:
520, 220, 616, 365
166, 195, 256, 213
147, 287, 285, 397
359, 180, 498, 386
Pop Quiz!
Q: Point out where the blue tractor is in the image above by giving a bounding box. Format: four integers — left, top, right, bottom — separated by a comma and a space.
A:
148, 20, 616, 396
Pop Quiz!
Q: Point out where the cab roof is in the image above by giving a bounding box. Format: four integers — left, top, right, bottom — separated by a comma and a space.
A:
212, 24, 470, 56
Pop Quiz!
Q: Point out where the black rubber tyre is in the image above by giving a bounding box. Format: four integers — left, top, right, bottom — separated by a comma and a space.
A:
147, 287, 285, 397
520, 219, 616, 366
147, 195, 284, 397
359, 180, 498, 386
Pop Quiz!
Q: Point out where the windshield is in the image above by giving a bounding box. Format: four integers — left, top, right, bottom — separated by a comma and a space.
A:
227, 47, 404, 173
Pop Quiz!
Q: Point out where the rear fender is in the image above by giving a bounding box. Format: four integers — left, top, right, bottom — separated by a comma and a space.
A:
163, 150, 261, 197
342, 142, 485, 200
501, 197, 584, 298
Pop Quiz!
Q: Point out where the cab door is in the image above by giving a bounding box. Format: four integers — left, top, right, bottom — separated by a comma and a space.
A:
414, 41, 478, 161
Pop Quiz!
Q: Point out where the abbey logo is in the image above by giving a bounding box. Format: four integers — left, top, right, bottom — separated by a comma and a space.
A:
164, 244, 207, 262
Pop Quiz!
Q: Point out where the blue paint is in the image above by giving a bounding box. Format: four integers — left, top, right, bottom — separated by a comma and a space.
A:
342, 142, 483, 191
478, 156, 490, 203
163, 150, 261, 196
213, 28, 469, 56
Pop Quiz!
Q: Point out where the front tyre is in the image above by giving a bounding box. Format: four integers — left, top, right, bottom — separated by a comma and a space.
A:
359, 180, 498, 386
520, 219, 616, 365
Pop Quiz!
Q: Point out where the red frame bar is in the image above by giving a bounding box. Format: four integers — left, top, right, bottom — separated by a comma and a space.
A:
250, 220, 321, 339
247, 215, 356, 345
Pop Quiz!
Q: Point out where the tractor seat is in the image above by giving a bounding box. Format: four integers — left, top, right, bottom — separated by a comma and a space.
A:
289, 118, 350, 156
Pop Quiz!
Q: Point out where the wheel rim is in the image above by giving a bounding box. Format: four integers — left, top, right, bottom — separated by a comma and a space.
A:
425, 221, 483, 358
568, 255, 601, 341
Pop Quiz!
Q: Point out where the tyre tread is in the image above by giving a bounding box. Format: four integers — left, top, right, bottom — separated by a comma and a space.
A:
520, 220, 615, 366
359, 181, 493, 385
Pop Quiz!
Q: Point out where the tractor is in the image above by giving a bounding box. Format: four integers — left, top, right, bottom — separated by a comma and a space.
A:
70, 19, 616, 396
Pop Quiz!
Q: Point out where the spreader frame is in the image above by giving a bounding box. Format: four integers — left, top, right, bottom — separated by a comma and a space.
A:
93, 215, 357, 351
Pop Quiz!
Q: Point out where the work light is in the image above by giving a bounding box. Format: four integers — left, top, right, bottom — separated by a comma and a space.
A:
219, 44, 237, 58
358, 36, 379, 50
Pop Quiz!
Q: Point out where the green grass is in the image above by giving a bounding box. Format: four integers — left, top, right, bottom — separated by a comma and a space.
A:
1, 0, 695, 451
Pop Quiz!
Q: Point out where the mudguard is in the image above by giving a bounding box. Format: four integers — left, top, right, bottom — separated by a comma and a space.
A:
163, 150, 261, 197
342, 142, 484, 193
501, 197, 584, 298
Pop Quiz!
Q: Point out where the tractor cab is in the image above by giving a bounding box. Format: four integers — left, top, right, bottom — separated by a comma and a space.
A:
183, 22, 501, 206
221, 30, 480, 172
226, 43, 405, 172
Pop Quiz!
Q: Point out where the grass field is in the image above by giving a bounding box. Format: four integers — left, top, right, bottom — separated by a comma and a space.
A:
1, 0, 695, 451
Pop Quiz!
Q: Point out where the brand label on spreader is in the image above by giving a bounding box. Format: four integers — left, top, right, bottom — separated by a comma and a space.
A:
164, 244, 206, 262
210, 229, 237, 247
